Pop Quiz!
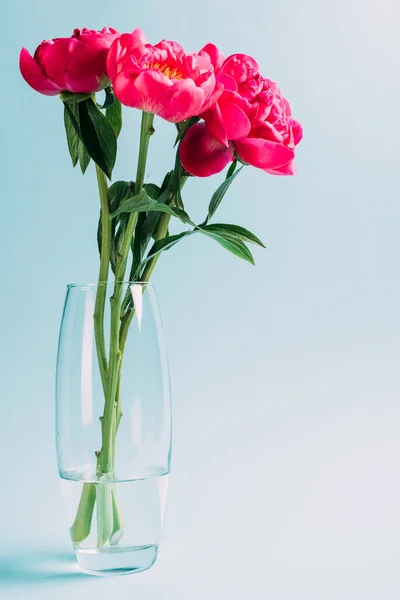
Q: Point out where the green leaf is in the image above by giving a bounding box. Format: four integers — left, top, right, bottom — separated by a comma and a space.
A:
207, 165, 244, 222
97, 215, 102, 257
202, 231, 255, 265
78, 98, 117, 179
60, 91, 93, 104
63, 102, 81, 137
111, 189, 191, 224
78, 141, 90, 174
129, 213, 146, 280
110, 216, 128, 274
108, 181, 132, 214
110, 189, 152, 217
106, 96, 122, 137
63, 103, 90, 173
200, 223, 265, 248
226, 159, 238, 179
142, 232, 192, 266
99, 88, 115, 110
173, 207, 194, 225
171, 150, 185, 209
174, 116, 200, 146
160, 170, 173, 193
130, 186, 173, 278
144, 183, 161, 200
137, 188, 171, 262
64, 106, 79, 167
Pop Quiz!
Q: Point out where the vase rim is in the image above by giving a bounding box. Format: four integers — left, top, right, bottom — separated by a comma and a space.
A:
67, 281, 153, 289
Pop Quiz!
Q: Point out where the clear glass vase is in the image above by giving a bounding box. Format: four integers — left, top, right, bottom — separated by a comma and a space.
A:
56, 282, 171, 576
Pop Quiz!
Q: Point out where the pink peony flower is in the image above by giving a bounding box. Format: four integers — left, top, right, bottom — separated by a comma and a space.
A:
180, 48, 303, 177
106, 29, 221, 123
19, 27, 120, 96
179, 123, 234, 177
235, 78, 303, 175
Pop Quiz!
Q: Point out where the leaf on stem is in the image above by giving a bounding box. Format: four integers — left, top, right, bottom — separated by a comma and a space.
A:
108, 181, 132, 214
78, 98, 117, 179
98, 87, 115, 110
63, 103, 91, 173
106, 96, 123, 137
144, 183, 161, 199
200, 223, 265, 247
134, 187, 172, 277
110, 216, 128, 274
78, 142, 90, 174
142, 231, 192, 266
226, 158, 238, 179
111, 189, 192, 224
206, 165, 244, 223
107, 181, 132, 273
64, 105, 79, 167
200, 230, 255, 265
60, 91, 93, 103
171, 150, 185, 210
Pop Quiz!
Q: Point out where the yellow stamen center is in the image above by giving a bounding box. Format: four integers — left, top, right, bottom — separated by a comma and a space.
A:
147, 62, 184, 80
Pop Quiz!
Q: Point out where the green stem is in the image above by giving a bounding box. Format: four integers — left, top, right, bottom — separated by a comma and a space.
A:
93, 165, 111, 394
116, 111, 155, 283
100, 112, 155, 477
70, 166, 110, 546
119, 176, 187, 352
69, 483, 96, 544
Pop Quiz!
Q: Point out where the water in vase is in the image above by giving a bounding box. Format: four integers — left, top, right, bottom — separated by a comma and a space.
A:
61, 472, 169, 575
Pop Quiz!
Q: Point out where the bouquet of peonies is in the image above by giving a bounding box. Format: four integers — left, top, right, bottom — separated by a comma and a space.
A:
20, 26, 302, 548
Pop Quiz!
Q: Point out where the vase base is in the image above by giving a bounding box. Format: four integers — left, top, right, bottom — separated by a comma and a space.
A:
75, 544, 158, 576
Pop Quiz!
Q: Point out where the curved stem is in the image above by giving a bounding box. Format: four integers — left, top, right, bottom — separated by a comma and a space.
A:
119, 176, 187, 351
70, 165, 110, 545
118, 212, 170, 355
101, 112, 155, 476
93, 165, 111, 393
115, 112, 155, 283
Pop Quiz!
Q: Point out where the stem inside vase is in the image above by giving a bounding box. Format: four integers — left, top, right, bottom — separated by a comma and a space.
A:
70, 112, 155, 548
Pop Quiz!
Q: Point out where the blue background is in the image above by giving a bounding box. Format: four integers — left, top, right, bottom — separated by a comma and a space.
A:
1, 0, 399, 598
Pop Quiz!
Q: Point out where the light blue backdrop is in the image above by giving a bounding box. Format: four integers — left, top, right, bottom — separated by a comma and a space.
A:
1, 0, 399, 598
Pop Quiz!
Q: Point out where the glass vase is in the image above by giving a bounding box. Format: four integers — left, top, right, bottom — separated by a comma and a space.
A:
56, 282, 171, 576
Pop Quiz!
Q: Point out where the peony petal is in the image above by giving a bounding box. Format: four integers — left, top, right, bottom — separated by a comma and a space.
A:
65, 36, 113, 92
114, 68, 179, 115
160, 79, 204, 122
219, 101, 251, 140
265, 160, 296, 176
108, 31, 145, 80
201, 43, 225, 70
199, 81, 224, 113
19, 48, 61, 95
235, 137, 295, 170
180, 122, 234, 177
291, 119, 303, 145
249, 121, 284, 143
40, 38, 80, 89
217, 73, 238, 92
133, 69, 175, 113
106, 37, 122, 80
220, 53, 260, 79
202, 104, 229, 147
130, 28, 148, 46
71, 28, 119, 53
113, 71, 143, 108
108, 31, 219, 122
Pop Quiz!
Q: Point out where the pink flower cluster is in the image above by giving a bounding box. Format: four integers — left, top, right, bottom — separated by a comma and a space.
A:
20, 28, 302, 177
